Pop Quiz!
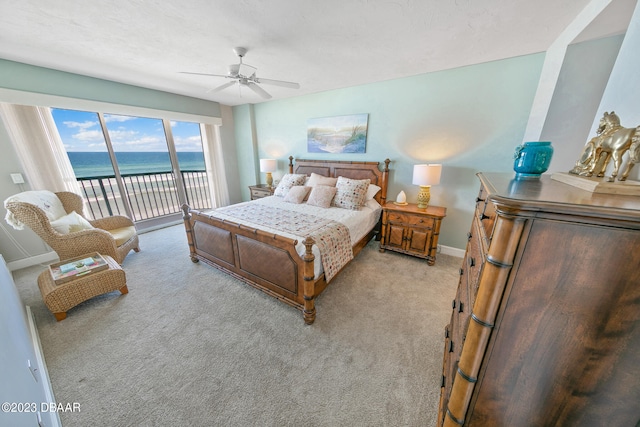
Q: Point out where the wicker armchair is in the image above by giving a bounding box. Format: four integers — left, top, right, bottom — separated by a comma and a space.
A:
5, 191, 139, 264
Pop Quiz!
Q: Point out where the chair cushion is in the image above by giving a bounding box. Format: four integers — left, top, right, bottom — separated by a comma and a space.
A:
50, 211, 95, 234
108, 226, 137, 247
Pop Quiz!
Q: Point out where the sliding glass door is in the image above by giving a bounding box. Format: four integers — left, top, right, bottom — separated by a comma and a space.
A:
51, 108, 211, 224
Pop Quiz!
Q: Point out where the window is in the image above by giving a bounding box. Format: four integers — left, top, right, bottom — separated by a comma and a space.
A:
51, 108, 211, 223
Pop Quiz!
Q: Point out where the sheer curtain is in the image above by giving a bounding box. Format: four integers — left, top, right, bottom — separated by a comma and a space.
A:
0, 103, 81, 194
200, 123, 230, 208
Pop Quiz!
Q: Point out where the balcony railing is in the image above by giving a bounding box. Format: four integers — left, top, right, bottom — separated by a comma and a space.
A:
77, 170, 211, 222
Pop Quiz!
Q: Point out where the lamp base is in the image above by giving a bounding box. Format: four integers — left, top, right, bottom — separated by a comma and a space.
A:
266, 172, 273, 188
416, 185, 431, 209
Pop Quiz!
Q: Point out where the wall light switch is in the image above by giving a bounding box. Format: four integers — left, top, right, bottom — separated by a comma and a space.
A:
10, 173, 24, 184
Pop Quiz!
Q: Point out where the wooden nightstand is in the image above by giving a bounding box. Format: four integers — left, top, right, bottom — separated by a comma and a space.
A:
379, 202, 446, 265
249, 184, 275, 200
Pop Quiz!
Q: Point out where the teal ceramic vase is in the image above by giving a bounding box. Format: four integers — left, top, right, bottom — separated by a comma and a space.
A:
513, 141, 554, 179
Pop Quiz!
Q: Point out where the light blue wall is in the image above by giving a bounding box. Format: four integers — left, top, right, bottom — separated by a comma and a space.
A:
0, 59, 221, 117
234, 54, 545, 250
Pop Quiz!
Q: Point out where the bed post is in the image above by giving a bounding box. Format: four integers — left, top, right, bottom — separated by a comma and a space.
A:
181, 204, 199, 263
302, 237, 316, 325
380, 158, 391, 205
288, 156, 294, 174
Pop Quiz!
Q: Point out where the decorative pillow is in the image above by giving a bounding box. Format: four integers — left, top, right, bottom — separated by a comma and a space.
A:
306, 185, 337, 208
333, 177, 370, 210
50, 211, 94, 234
283, 186, 311, 204
306, 172, 338, 188
366, 184, 382, 200
273, 174, 306, 197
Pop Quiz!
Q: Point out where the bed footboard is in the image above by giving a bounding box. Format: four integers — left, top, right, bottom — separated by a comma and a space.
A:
182, 204, 321, 324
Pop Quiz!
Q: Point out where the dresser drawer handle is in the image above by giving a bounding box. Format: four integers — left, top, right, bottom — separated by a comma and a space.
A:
459, 268, 464, 276
452, 299, 456, 309
476, 197, 485, 203
458, 302, 464, 313
480, 213, 490, 221
467, 232, 472, 241
468, 257, 475, 267
449, 340, 454, 352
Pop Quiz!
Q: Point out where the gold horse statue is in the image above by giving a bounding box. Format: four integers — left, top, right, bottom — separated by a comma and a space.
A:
569, 111, 640, 182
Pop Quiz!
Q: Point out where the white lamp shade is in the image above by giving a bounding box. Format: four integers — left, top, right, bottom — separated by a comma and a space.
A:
412, 164, 442, 186
259, 159, 277, 173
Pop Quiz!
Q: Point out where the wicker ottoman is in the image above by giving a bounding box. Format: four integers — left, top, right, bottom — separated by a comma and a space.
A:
37, 255, 127, 321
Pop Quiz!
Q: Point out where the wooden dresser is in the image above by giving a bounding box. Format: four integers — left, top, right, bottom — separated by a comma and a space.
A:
438, 173, 640, 427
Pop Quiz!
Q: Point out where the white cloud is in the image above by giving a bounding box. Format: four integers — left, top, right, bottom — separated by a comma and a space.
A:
72, 130, 105, 142
63, 120, 97, 130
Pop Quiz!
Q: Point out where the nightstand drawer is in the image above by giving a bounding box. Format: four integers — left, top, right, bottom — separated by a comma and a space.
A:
249, 185, 274, 200
387, 212, 434, 228
251, 189, 269, 198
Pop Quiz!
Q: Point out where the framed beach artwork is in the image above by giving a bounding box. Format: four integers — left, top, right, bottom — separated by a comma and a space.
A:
307, 114, 368, 153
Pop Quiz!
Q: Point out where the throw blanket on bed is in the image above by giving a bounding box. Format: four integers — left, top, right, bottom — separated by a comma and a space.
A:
219, 203, 353, 282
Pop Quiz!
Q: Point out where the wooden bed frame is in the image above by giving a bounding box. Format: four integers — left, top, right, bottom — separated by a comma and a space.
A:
181, 157, 390, 324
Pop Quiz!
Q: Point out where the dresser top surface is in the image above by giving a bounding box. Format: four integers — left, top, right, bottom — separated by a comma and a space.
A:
479, 173, 640, 219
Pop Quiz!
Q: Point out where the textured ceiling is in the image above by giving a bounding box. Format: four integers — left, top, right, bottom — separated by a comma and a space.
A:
0, 0, 634, 106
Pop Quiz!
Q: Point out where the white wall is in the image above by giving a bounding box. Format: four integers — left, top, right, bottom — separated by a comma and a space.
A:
590, 0, 640, 180
543, 35, 625, 173
0, 255, 59, 427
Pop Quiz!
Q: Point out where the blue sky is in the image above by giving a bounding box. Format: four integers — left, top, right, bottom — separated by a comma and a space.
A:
51, 108, 204, 152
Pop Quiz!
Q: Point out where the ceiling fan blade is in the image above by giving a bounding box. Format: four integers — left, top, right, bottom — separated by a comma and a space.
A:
245, 82, 272, 99
180, 71, 230, 78
207, 80, 237, 93
255, 77, 300, 89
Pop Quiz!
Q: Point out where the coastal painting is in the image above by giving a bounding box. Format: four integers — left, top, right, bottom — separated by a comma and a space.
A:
307, 114, 368, 154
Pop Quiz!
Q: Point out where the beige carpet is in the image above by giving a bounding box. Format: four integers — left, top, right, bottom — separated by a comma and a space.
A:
12, 224, 461, 427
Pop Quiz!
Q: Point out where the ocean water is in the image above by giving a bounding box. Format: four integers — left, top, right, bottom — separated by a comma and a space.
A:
67, 152, 205, 178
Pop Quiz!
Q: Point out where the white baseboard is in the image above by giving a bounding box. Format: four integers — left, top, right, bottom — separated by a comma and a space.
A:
6, 251, 58, 272
439, 245, 465, 258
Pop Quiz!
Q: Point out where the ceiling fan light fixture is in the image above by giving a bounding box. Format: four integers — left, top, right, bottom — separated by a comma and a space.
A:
228, 64, 240, 76
238, 63, 257, 78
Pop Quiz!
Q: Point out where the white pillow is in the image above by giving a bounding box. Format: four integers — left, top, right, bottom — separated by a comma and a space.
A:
364, 198, 382, 210
50, 211, 94, 234
274, 174, 307, 197
306, 185, 337, 208
306, 172, 338, 188
366, 184, 381, 200
283, 186, 311, 204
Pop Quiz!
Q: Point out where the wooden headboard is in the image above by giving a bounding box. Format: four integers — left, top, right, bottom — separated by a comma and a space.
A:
287, 156, 391, 205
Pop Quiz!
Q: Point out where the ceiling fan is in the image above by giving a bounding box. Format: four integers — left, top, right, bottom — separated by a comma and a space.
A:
181, 47, 300, 99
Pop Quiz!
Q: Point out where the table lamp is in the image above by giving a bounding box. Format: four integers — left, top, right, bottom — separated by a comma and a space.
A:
412, 164, 442, 209
259, 159, 277, 188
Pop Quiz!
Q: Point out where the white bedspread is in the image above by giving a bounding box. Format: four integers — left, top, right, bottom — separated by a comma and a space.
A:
202, 196, 382, 278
